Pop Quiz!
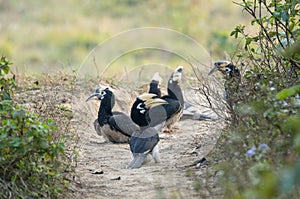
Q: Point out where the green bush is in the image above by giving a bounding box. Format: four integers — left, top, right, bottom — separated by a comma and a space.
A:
0, 57, 68, 198
0, 56, 15, 100
207, 1, 300, 198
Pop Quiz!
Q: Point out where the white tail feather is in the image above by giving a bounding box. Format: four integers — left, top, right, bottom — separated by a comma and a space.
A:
152, 145, 160, 163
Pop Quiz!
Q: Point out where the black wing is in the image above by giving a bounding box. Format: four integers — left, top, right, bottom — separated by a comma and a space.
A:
145, 105, 168, 127
130, 127, 159, 154
108, 112, 139, 137
161, 97, 182, 120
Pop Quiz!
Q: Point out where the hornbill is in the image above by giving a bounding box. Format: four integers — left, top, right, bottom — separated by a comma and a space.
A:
86, 87, 139, 143
128, 93, 168, 169
148, 72, 162, 97
160, 66, 184, 132
208, 61, 241, 107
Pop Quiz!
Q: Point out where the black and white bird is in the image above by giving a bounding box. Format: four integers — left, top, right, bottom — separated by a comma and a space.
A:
148, 72, 162, 97
160, 66, 184, 132
208, 61, 240, 81
128, 93, 168, 169
86, 87, 139, 143
208, 61, 241, 108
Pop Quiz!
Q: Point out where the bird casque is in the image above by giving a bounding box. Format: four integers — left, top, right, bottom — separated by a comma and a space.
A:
86, 87, 139, 143
128, 93, 168, 169
208, 61, 241, 107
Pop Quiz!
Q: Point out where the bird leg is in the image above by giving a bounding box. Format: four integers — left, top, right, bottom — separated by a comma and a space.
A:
163, 125, 175, 133
151, 145, 161, 163
144, 154, 153, 164
163, 128, 171, 133
163, 120, 179, 133
127, 153, 147, 169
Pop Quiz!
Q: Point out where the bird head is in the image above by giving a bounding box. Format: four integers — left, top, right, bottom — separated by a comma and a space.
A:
151, 72, 162, 84
86, 87, 112, 102
136, 93, 167, 113
170, 66, 183, 83
149, 72, 162, 97
208, 61, 240, 78
131, 93, 168, 127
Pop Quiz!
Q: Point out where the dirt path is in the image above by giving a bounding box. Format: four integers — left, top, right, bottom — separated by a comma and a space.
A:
69, 85, 222, 199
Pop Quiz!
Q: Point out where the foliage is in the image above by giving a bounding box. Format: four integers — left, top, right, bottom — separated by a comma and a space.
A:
0, 57, 69, 198
0, 56, 15, 100
207, 0, 300, 198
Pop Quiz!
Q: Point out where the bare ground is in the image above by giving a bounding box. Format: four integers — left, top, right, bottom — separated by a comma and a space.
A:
14, 76, 223, 198
70, 85, 223, 199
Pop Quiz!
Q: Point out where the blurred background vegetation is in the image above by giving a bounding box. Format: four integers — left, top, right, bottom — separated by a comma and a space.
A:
0, 0, 251, 74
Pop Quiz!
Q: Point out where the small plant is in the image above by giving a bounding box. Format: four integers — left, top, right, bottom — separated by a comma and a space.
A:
0, 57, 69, 198
0, 56, 15, 100
198, 1, 300, 198
0, 101, 68, 198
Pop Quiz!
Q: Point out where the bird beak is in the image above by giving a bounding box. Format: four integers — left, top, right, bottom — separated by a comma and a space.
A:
86, 93, 101, 102
138, 93, 157, 101
144, 98, 168, 109
86, 87, 106, 102
208, 61, 231, 75
208, 65, 219, 75
172, 66, 183, 82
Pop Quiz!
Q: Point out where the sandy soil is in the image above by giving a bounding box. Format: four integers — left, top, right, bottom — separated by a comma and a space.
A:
69, 86, 223, 199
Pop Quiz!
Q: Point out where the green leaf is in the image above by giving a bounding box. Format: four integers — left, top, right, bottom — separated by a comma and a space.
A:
11, 137, 21, 147
230, 25, 245, 39
39, 140, 49, 149
245, 37, 254, 46
284, 114, 300, 135
2, 66, 9, 74
273, 11, 281, 18
12, 109, 26, 120
281, 11, 290, 23
244, 1, 253, 7
276, 85, 300, 100
294, 134, 300, 152
268, 31, 278, 38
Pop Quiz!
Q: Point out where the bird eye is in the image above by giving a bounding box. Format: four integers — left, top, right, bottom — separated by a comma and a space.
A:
225, 67, 232, 72
98, 91, 106, 100
136, 103, 146, 114
177, 67, 183, 73
137, 103, 143, 110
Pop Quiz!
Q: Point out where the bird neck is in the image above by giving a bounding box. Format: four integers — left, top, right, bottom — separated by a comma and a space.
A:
224, 67, 241, 91
97, 108, 109, 125
149, 81, 161, 97
97, 98, 114, 126
167, 81, 184, 105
